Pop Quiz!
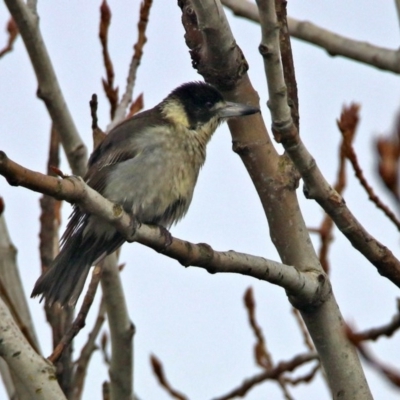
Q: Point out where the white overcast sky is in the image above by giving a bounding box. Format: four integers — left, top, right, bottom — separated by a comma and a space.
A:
1, 1, 400, 399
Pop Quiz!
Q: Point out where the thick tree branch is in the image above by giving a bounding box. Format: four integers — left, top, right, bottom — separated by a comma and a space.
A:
221, 0, 400, 74
0, 151, 323, 303
0, 212, 41, 400
256, 0, 400, 289
179, 1, 371, 398
3, 0, 87, 175
0, 297, 66, 399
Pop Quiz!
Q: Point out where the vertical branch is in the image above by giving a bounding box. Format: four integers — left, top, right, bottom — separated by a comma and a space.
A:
39, 126, 75, 397
255, 0, 372, 398
274, 0, 299, 132
100, 253, 135, 400
99, 1, 119, 120
109, 0, 153, 130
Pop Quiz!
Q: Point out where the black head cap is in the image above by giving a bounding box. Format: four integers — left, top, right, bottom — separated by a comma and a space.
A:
168, 82, 225, 128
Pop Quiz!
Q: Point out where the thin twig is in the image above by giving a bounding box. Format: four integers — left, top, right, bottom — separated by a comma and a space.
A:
244, 287, 273, 369
150, 355, 189, 400
375, 110, 400, 202
99, 0, 119, 120
109, 0, 152, 130
337, 104, 400, 231
48, 265, 103, 363
347, 326, 400, 387
285, 363, 320, 386
310, 102, 351, 273
213, 352, 318, 400
349, 299, 400, 342
0, 18, 18, 58
292, 308, 314, 351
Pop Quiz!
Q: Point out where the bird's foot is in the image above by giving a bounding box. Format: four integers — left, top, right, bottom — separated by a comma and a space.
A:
157, 225, 173, 250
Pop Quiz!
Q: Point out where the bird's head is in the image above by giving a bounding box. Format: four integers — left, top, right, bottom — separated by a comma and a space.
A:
160, 82, 259, 131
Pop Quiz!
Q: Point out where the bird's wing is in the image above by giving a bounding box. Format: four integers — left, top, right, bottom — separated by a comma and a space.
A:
85, 107, 164, 194
61, 107, 166, 244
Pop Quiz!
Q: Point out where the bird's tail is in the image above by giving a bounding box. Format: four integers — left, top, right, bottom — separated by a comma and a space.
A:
31, 220, 124, 307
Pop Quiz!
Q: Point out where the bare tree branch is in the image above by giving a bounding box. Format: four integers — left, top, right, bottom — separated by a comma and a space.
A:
72, 298, 107, 400
48, 265, 103, 363
150, 355, 188, 400
0, 18, 18, 58
254, 0, 400, 289
0, 204, 41, 400
255, 0, 372, 397
221, 0, 400, 74
38, 125, 75, 397
337, 104, 400, 231
347, 326, 400, 388
0, 297, 66, 399
213, 352, 318, 400
349, 299, 400, 342
0, 151, 323, 300
99, 0, 119, 120
243, 287, 273, 369
100, 253, 134, 400
109, 0, 153, 130
3, 0, 87, 175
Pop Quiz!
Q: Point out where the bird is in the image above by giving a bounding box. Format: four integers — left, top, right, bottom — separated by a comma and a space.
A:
31, 81, 259, 307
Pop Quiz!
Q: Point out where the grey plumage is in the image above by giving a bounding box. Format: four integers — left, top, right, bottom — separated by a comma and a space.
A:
31, 82, 259, 306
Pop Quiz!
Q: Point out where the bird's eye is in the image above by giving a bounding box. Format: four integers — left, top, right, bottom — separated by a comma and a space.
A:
205, 101, 213, 109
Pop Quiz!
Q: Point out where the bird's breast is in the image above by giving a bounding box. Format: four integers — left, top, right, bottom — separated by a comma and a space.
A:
102, 128, 206, 227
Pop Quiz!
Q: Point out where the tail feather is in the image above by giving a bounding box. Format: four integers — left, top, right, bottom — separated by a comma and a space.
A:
31, 225, 124, 307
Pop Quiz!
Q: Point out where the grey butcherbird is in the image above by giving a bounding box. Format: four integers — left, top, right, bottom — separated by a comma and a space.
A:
31, 81, 259, 306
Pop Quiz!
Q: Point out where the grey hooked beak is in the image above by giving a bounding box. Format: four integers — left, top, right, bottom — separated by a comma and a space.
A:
217, 101, 260, 118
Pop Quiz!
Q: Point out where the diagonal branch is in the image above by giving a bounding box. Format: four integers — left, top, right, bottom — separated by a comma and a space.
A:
0, 297, 66, 399
221, 0, 400, 74
256, 0, 400, 289
0, 151, 323, 302
4, 0, 87, 175
48, 265, 103, 363
337, 104, 400, 231
255, 0, 373, 397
